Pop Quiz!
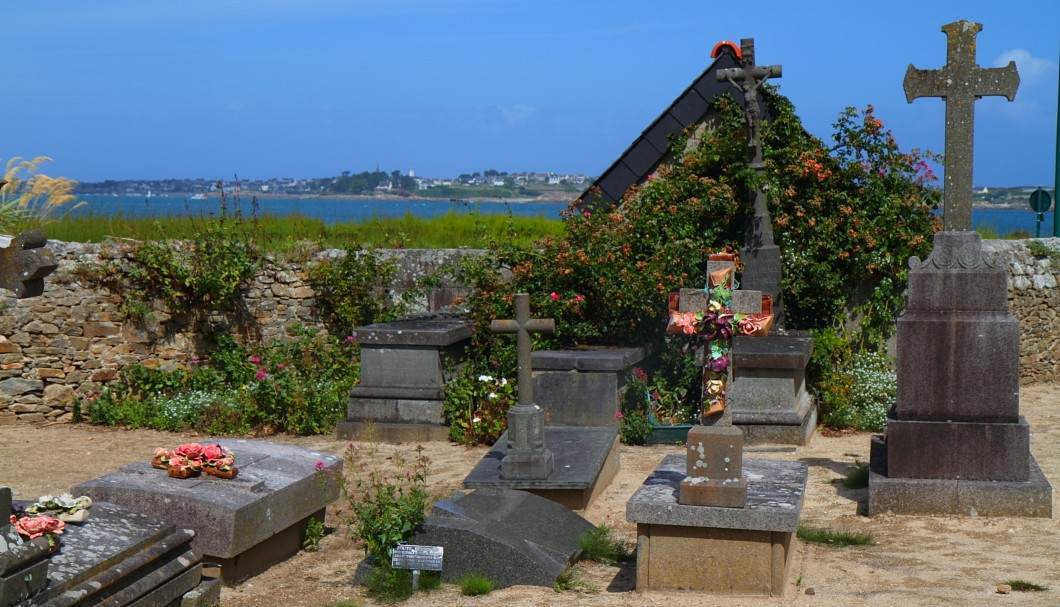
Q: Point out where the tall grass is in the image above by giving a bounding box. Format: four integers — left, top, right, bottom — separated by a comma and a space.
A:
23, 209, 563, 252
1, 156, 86, 231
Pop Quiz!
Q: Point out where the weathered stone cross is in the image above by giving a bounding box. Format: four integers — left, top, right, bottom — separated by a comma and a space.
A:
903, 20, 1019, 231
717, 38, 782, 168
491, 293, 556, 479
0, 229, 58, 298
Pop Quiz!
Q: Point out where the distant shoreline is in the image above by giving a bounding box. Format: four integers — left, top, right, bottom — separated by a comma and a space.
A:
84, 191, 576, 205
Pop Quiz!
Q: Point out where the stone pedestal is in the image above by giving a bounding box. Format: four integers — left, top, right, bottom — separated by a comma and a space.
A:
869, 231, 1052, 517
531, 347, 649, 427
337, 315, 471, 442
501, 404, 554, 480
75, 440, 343, 583
627, 455, 806, 596
728, 334, 815, 445
463, 427, 620, 511
679, 426, 747, 507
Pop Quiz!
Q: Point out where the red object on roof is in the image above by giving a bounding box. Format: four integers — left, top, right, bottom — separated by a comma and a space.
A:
711, 40, 742, 60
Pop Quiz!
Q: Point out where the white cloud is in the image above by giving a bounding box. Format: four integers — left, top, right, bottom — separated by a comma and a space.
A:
993, 49, 1055, 87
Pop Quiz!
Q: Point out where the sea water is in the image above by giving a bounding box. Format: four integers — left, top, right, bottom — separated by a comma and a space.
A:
71, 194, 1055, 236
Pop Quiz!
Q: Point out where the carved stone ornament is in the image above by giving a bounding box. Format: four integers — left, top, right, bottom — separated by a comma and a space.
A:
909, 231, 998, 270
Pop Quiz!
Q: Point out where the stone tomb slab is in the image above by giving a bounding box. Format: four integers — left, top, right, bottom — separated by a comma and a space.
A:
463, 427, 620, 510
409, 488, 596, 588
728, 334, 816, 446
626, 454, 806, 596
531, 347, 649, 427
74, 440, 341, 584
339, 316, 471, 442
11, 500, 217, 607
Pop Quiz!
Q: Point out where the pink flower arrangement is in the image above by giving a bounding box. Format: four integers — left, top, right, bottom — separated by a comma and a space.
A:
155, 443, 238, 479
10, 514, 65, 541
175, 442, 203, 460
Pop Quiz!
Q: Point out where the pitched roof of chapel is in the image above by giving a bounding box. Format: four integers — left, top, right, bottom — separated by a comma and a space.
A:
576, 44, 759, 209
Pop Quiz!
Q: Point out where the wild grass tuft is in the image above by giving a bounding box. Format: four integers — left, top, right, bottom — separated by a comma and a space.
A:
1004, 579, 1048, 592
459, 573, 495, 596
832, 460, 869, 489
577, 524, 633, 564
553, 565, 598, 593
362, 564, 441, 604
797, 524, 873, 546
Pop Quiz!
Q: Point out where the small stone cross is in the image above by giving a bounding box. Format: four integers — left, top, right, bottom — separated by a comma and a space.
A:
0, 229, 58, 298
490, 293, 556, 479
903, 20, 1019, 231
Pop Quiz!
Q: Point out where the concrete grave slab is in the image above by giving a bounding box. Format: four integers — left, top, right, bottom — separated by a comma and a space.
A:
463, 427, 620, 511
409, 488, 596, 589
74, 439, 341, 584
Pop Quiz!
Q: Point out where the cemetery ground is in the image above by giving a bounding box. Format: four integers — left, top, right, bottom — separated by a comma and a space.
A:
1, 381, 1056, 606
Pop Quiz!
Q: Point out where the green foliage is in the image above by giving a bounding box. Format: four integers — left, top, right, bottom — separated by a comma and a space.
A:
305, 247, 406, 337
618, 370, 653, 445
577, 525, 633, 564
458, 573, 495, 596
342, 442, 431, 562
76, 326, 358, 435
443, 369, 515, 446
818, 350, 894, 432
303, 516, 326, 551
1003, 579, 1049, 592
362, 563, 440, 604
317, 601, 361, 607
796, 524, 873, 546
1027, 239, 1060, 264
553, 565, 598, 593
834, 460, 869, 489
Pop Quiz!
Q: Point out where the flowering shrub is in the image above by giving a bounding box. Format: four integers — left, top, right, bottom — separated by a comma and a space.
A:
818, 350, 895, 432
444, 372, 515, 446
342, 442, 431, 562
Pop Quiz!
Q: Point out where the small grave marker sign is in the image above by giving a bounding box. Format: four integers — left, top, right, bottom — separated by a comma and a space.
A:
391, 543, 444, 591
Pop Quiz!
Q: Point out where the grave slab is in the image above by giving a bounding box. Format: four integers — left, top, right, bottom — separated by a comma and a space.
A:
463, 427, 620, 511
338, 315, 471, 442
408, 488, 596, 588
74, 439, 341, 584
627, 454, 806, 595
531, 347, 649, 427
11, 501, 211, 607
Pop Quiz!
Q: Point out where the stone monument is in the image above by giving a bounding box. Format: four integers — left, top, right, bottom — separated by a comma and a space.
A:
0, 229, 57, 299
713, 44, 816, 445
464, 293, 621, 510
868, 20, 1052, 517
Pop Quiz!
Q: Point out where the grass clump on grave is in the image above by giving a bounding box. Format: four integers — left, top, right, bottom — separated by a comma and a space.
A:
577, 524, 634, 565
1003, 579, 1049, 592
796, 523, 873, 546
831, 459, 870, 490
363, 565, 441, 604
552, 565, 599, 593
458, 573, 495, 596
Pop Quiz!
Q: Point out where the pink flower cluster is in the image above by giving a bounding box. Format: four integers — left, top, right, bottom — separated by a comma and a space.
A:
154, 443, 237, 476
10, 514, 64, 540
549, 292, 585, 303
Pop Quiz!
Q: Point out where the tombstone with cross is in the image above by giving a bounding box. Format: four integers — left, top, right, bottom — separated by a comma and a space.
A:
868, 21, 1052, 517
490, 293, 556, 480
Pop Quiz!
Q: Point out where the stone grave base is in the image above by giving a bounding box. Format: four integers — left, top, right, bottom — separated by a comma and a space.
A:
531, 346, 649, 427
407, 488, 596, 588
734, 394, 817, 446
626, 455, 806, 596
74, 440, 342, 584
868, 436, 1053, 517
336, 419, 450, 443
463, 427, 620, 510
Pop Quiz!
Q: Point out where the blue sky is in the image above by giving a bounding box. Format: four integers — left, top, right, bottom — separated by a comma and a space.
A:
3, 1, 1057, 187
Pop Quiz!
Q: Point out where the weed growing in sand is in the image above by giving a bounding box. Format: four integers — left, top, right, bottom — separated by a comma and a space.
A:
1004, 579, 1049, 592
363, 564, 440, 604
553, 565, 599, 593
459, 573, 495, 596
303, 517, 325, 552
830, 460, 869, 489
797, 524, 873, 546
577, 525, 633, 564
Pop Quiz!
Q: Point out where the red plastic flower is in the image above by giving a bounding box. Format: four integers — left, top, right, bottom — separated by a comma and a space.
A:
11, 514, 65, 540
175, 443, 203, 460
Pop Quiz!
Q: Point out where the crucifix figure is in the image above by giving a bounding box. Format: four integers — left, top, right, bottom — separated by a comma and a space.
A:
491, 293, 556, 480
716, 38, 785, 325
0, 229, 58, 298
904, 20, 1019, 231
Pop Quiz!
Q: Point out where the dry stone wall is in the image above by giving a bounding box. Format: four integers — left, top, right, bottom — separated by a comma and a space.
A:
1, 239, 1057, 425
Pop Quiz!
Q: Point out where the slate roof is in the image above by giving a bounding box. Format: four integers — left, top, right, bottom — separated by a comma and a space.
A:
577, 45, 758, 209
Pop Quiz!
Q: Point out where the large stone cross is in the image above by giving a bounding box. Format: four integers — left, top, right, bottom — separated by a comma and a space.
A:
903, 20, 1019, 231
491, 293, 556, 479
0, 229, 58, 298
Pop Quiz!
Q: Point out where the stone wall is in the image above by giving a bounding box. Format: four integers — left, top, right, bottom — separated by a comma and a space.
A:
1, 239, 1057, 425
0, 241, 481, 424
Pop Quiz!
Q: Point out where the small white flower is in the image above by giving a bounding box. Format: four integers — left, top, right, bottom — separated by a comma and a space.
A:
488, 392, 497, 399
472, 416, 481, 423
500, 378, 508, 386
478, 374, 494, 382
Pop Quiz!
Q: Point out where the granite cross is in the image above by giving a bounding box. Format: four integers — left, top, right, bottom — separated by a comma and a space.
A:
490, 293, 556, 479
716, 38, 782, 168
903, 20, 1019, 231
0, 229, 58, 298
